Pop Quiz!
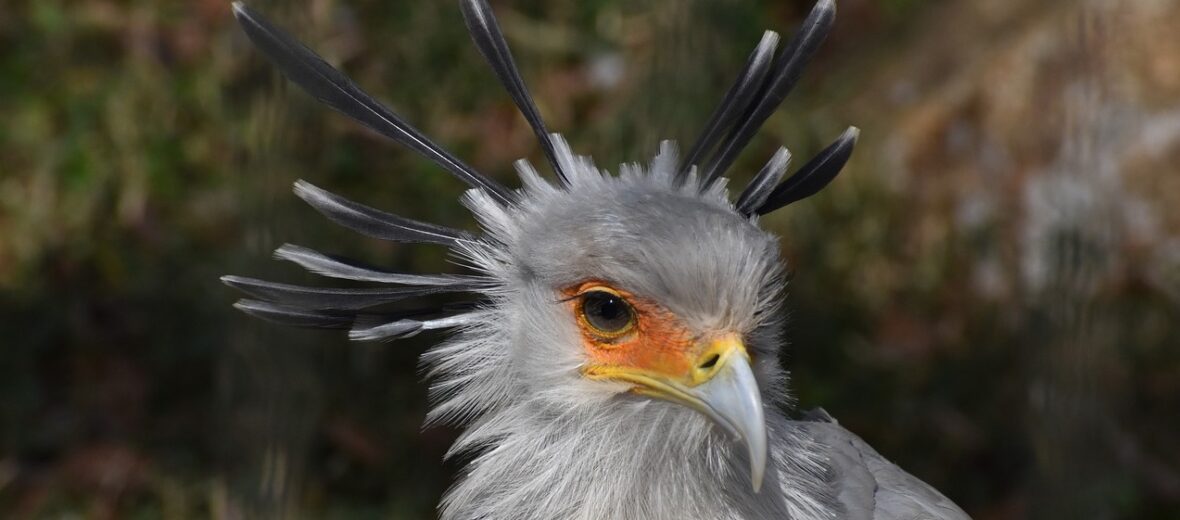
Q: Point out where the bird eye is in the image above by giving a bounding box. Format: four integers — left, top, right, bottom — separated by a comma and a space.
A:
578, 290, 636, 338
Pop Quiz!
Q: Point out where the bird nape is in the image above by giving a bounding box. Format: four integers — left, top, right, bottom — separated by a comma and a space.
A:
224, 1, 971, 518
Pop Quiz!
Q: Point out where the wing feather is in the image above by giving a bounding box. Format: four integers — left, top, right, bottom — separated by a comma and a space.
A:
799, 410, 972, 520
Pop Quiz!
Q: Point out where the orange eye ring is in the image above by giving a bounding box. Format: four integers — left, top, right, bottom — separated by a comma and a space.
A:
575, 286, 637, 341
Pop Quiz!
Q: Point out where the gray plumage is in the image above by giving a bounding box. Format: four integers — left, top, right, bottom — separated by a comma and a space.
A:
802, 410, 970, 520
225, 1, 970, 518
431, 140, 969, 519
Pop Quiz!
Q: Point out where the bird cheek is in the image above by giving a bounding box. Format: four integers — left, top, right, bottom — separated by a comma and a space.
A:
580, 329, 698, 386
584, 341, 693, 380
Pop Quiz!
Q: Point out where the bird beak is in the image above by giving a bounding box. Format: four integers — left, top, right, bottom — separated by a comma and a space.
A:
585, 334, 768, 492
686, 337, 768, 492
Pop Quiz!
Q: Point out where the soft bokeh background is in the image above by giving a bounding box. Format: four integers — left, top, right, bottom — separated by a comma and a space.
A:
2, 0, 1178, 518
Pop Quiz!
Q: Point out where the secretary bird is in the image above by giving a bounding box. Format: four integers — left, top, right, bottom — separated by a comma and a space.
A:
224, 1, 971, 518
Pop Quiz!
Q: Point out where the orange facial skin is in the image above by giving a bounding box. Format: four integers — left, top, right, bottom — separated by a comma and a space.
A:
564, 281, 700, 382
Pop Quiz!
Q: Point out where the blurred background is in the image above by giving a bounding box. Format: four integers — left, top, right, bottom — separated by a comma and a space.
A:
2, 0, 1178, 518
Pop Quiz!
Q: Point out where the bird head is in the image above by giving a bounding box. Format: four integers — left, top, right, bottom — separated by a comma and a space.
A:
225, 0, 853, 502
452, 143, 786, 490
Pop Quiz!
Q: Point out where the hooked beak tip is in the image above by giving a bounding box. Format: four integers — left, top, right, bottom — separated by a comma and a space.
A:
690, 344, 768, 493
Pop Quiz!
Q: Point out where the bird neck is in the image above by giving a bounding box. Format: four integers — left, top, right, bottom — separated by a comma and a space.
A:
438, 395, 835, 519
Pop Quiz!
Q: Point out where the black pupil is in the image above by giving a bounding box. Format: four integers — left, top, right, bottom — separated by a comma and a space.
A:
582, 292, 631, 332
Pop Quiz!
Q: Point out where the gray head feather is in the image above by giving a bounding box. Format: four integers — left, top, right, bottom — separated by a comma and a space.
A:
429, 137, 835, 519
225, 2, 861, 518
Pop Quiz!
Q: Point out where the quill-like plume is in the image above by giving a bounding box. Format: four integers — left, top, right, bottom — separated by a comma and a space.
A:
232, 298, 479, 342
734, 147, 791, 215
231, 2, 514, 204
677, 31, 780, 181
460, 0, 569, 186
233, 299, 355, 328
293, 181, 470, 245
350, 311, 478, 342
274, 244, 485, 287
701, 0, 836, 187
220, 276, 469, 311
753, 126, 858, 215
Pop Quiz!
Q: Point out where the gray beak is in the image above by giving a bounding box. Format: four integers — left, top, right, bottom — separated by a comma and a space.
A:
688, 348, 768, 492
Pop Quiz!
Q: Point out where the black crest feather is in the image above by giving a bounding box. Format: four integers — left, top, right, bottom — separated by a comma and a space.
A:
754, 126, 858, 215
274, 244, 485, 287
231, 2, 513, 204
735, 147, 792, 215
225, 0, 855, 341
702, 0, 836, 187
678, 31, 780, 181
460, 0, 569, 185
220, 275, 467, 311
293, 181, 469, 245
233, 299, 355, 329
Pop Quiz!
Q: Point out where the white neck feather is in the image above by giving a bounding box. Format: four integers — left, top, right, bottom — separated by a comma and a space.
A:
424, 317, 835, 520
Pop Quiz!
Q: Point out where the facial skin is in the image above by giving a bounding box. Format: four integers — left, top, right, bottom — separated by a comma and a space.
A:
566, 280, 769, 491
